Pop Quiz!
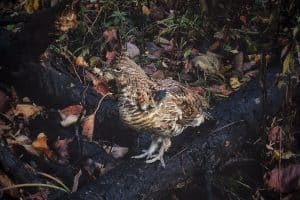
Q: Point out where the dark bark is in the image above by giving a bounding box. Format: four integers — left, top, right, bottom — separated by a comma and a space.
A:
67, 67, 284, 200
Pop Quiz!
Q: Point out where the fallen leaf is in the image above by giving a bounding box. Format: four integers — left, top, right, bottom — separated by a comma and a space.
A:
268, 126, 283, 143
265, 164, 300, 193
7, 135, 40, 156
60, 115, 81, 127
283, 51, 294, 74
85, 71, 111, 96
103, 28, 118, 42
59, 105, 83, 127
207, 84, 231, 96
81, 114, 95, 141
0, 172, 20, 198
14, 104, 42, 118
32, 133, 53, 159
126, 42, 140, 58
54, 137, 73, 159
142, 5, 151, 16
59, 105, 83, 117
106, 51, 116, 63
229, 77, 241, 90
24, 0, 39, 14
74, 56, 89, 67
233, 52, 244, 72
208, 41, 221, 52
103, 145, 129, 159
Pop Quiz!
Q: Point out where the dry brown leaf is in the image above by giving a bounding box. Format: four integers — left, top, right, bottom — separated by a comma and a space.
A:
106, 51, 116, 63
7, 135, 40, 156
0, 171, 20, 198
32, 133, 54, 159
59, 105, 83, 117
81, 114, 95, 141
59, 105, 83, 127
103, 145, 129, 159
207, 84, 231, 96
103, 28, 118, 42
54, 137, 73, 159
14, 104, 42, 118
268, 126, 283, 143
85, 72, 111, 96
233, 52, 244, 72
265, 164, 300, 193
208, 41, 221, 52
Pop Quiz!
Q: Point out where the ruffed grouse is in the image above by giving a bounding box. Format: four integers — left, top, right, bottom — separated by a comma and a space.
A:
104, 56, 209, 167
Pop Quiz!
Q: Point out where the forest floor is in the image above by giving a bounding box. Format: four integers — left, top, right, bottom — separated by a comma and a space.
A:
0, 0, 299, 199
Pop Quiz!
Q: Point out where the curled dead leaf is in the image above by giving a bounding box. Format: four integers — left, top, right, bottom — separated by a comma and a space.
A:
81, 114, 95, 141
265, 164, 300, 193
103, 28, 118, 42
74, 56, 89, 67
14, 104, 42, 118
32, 133, 53, 159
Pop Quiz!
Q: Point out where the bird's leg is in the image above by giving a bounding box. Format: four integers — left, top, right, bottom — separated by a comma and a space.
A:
131, 136, 160, 159
146, 137, 171, 168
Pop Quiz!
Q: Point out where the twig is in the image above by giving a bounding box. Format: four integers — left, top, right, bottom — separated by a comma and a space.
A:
93, 93, 112, 115
210, 120, 245, 134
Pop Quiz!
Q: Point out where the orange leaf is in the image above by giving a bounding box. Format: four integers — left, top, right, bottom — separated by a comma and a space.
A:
81, 114, 95, 141
74, 56, 89, 67
60, 105, 83, 117
32, 133, 53, 158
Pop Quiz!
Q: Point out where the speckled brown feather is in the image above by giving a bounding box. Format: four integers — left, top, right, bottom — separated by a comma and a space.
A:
108, 56, 209, 138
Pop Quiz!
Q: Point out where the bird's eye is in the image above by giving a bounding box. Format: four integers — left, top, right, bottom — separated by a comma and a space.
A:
114, 67, 122, 72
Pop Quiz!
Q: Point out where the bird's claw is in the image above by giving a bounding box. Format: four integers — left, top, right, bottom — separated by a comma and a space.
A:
131, 150, 153, 159
146, 154, 166, 168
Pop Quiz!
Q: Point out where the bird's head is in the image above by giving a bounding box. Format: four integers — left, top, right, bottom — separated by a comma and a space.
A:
103, 56, 148, 88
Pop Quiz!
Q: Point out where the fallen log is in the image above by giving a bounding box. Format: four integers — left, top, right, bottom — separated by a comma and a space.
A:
66, 67, 285, 200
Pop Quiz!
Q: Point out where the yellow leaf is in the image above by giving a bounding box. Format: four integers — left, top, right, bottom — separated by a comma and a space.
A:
24, 0, 40, 14
282, 51, 294, 74
14, 104, 42, 118
142, 5, 151, 16
229, 77, 241, 90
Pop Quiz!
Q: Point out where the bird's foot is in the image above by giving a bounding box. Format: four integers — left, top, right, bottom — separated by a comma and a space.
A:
131, 149, 154, 159
145, 153, 166, 168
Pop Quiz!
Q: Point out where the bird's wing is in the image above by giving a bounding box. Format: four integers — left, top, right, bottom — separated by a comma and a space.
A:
157, 79, 208, 125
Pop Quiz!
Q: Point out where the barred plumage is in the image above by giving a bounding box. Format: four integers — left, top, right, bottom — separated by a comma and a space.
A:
105, 56, 209, 167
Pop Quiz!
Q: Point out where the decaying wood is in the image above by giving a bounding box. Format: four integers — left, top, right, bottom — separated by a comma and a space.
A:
67, 67, 285, 199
